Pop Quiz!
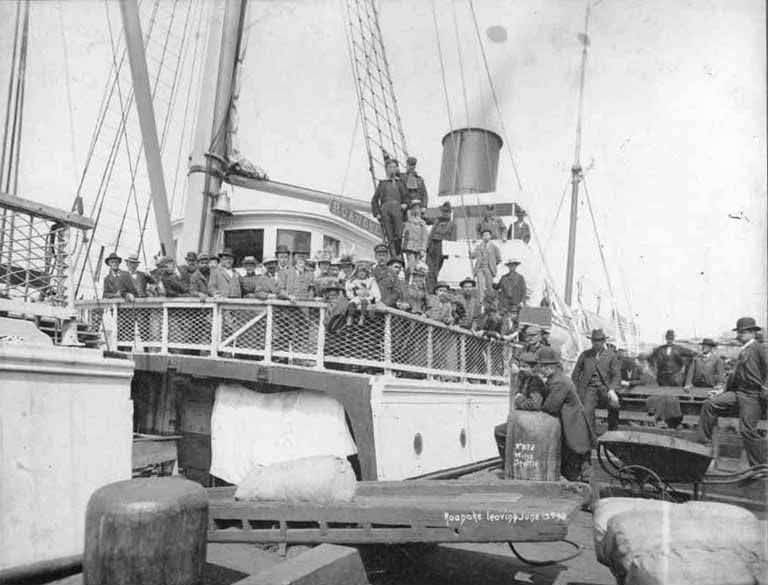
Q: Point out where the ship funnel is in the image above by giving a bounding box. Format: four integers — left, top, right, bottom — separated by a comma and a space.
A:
438, 127, 503, 196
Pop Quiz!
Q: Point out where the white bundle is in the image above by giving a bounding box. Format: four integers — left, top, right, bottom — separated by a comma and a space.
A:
234, 455, 357, 505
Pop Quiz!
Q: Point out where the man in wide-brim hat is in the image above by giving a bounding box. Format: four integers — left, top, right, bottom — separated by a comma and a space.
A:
571, 328, 622, 434
208, 247, 241, 298
698, 317, 767, 467
102, 251, 138, 300
684, 338, 725, 391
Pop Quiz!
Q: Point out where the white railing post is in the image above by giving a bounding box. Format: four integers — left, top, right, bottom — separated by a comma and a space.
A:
160, 303, 169, 354
486, 343, 493, 385
315, 305, 325, 369
264, 303, 273, 364
426, 326, 434, 378
383, 312, 392, 375
460, 334, 467, 383
210, 302, 220, 356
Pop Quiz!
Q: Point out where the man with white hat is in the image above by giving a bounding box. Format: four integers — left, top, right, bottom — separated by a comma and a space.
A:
497, 258, 527, 315
124, 253, 154, 298
102, 252, 138, 301
698, 317, 767, 466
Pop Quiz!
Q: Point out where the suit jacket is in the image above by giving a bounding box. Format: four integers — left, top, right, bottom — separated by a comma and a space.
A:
542, 371, 594, 454
371, 178, 407, 216
208, 266, 242, 298
649, 343, 695, 385
127, 270, 154, 297
496, 272, 527, 312
159, 272, 190, 297
277, 268, 315, 299
571, 347, 621, 395
103, 270, 138, 299
685, 353, 725, 388
471, 241, 502, 277
728, 340, 768, 394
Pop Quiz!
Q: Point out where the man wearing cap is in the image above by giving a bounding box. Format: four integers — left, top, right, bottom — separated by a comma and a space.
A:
179, 251, 207, 296
278, 253, 315, 301
536, 348, 594, 481
401, 200, 429, 272
371, 158, 408, 256
476, 204, 506, 241
402, 156, 428, 214
649, 329, 696, 386
240, 257, 277, 300
496, 258, 528, 315
456, 277, 482, 330
698, 317, 768, 466
102, 252, 138, 300
207, 248, 242, 298
684, 338, 726, 391
471, 228, 502, 298
399, 266, 427, 314
507, 204, 531, 244
322, 284, 350, 334
572, 329, 622, 433
124, 253, 155, 298
375, 256, 403, 308
179, 252, 199, 288
425, 201, 456, 292
425, 282, 454, 326
371, 244, 391, 283
313, 252, 336, 297
153, 257, 190, 297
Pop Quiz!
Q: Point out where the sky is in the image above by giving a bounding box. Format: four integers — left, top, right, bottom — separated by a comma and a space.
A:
0, 0, 765, 341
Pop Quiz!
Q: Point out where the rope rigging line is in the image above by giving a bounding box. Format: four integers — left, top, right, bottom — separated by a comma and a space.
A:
0, 0, 23, 192
4, 0, 31, 196
450, 0, 471, 130
339, 109, 361, 197
57, 0, 80, 188
75, 0, 164, 295
466, 0, 581, 352
544, 175, 573, 251
582, 174, 621, 338
429, 0, 471, 258
169, 0, 207, 217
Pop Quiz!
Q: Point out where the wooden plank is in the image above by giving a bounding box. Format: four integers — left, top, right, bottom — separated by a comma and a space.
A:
0, 191, 95, 229
230, 544, 369, 585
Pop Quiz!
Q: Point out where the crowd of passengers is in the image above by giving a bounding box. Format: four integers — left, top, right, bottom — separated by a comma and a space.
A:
101, 236, 546, 343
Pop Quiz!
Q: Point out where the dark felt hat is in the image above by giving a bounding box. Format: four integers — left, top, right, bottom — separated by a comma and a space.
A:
374, 243, 389, 254
197, 253, 210, 262
537, 347, 561, 365
434, 281, 450, 292
387, 257, 403, 267
104, 252, 122, 265
459, 276, 476, 287
700, 338, 717, 347
440, 201, 452, 211
406, 156, 418, 165
275, 244, 290, 255
665, 329, 675, 339
185, 251, 198, 261
588, 328, 607, 341
733, 317, 761, 332
218, 248, 234, 259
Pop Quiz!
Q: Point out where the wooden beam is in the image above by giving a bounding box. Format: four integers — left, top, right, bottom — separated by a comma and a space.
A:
0, 191, 94, 229
119, 0, 175, 258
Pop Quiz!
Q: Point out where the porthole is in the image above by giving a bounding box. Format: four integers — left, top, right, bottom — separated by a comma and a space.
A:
413, 432, 423, 455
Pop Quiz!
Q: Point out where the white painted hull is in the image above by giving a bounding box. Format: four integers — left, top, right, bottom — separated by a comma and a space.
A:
369, 376, 508, 480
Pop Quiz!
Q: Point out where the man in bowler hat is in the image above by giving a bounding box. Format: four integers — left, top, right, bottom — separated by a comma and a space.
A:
102, 252, 138, 300
649, 329, 696, 386
571, 329, 622, 433
698, 317, 767, 466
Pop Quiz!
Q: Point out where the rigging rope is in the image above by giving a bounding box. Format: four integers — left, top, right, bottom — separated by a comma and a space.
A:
544, 175, 572, 251
467, 0, 581, 352
0, 1, 23, 193
339, 110, 360, 197
4, 0, 30, 196
57, 0, 80, 188
450, 1, 471, 130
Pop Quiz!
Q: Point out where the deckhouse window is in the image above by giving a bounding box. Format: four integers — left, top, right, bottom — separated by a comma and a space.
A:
323, 235, 340, 258
224, 229, 264, 266
277, 229, 311, 254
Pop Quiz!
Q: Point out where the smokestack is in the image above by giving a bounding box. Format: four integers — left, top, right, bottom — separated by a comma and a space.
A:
438, 127, 503, 196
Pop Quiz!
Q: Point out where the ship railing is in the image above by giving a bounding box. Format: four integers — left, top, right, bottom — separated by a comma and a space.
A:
75, 298, 509, 385
0, 192, 94, 328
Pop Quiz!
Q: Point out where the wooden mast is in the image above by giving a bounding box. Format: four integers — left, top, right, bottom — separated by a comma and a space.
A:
119, 0, 175, 258
563, 2, 591, 307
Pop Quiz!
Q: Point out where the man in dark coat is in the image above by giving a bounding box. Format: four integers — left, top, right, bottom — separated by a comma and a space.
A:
102, 252, 138, 300
155, 257, 189, 297
537, 347, 594, 481
571, 328, 622, 432
402, 156, 428, 215
698, 317, 768, 466
495, 259, 527, 315
684, 338, 726, 390
507, 204, 531, 244
371, 159, 408, 256
476, 204, 506, 240
239, 256, 277, 299
124, 253, 154, 297
649, 329, 696, 386
425, 201, 456, 292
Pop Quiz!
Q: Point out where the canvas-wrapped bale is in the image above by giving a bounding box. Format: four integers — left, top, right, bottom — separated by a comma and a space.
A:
504, 410, 561, 481
597, 499, 766, 585
235, 455, 357, 504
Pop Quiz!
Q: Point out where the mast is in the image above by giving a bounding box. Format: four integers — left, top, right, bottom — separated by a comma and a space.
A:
563, 2, 591, 307
119, 0, 175, 258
